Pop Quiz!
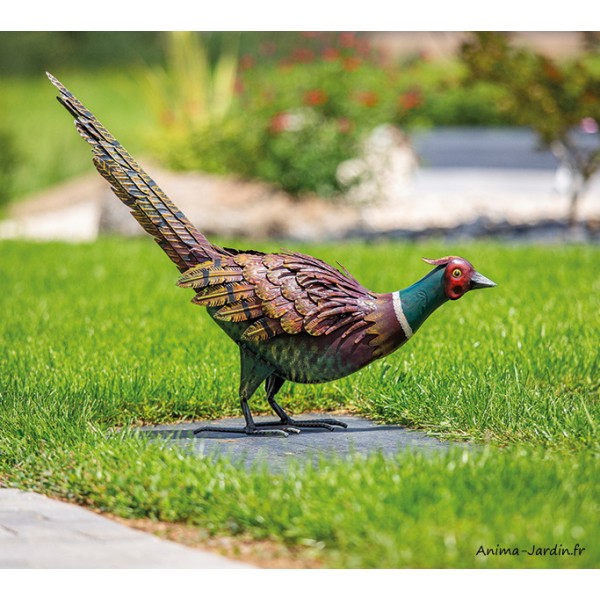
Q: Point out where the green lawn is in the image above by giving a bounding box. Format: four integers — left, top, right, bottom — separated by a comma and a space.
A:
0, 238, 598, 567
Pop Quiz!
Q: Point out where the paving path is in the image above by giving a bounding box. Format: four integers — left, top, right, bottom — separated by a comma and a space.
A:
0, 488, 253, 568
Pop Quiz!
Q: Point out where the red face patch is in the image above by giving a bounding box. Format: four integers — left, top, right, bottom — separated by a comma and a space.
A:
422, 256, 492, 300
443, 258, 475, 300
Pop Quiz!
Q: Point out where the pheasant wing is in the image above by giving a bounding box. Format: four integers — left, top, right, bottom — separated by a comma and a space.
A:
178, 250, 377, 343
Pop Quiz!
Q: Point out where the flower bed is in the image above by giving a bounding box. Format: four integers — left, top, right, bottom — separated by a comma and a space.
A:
159, 32, 507, 199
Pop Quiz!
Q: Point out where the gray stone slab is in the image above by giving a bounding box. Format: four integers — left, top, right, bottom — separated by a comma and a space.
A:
139, 413, 453, 471
0, 538, 248, 569
0, 489, 253, 569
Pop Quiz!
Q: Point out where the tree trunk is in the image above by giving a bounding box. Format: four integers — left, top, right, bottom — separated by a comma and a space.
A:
567, 188, 580, 229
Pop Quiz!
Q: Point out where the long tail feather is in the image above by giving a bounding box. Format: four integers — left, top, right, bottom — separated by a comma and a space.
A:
47, 72, 224, 271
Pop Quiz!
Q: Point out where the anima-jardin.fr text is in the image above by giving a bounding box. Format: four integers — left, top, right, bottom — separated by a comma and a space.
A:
476, 544, 586, 557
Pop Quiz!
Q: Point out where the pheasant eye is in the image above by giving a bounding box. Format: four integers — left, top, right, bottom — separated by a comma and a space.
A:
452, 268, 462, 278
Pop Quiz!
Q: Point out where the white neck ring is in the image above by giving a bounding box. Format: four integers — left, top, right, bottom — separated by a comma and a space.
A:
392, 292, 414, 339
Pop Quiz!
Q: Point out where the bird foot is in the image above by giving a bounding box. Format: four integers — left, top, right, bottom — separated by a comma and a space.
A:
258, 416, 348, 431
193, 424, 300, 438
193, 416, 347, 437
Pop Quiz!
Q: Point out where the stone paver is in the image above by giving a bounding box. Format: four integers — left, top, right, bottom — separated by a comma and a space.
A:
139, 413, 453, 472
0, 489, 253, 568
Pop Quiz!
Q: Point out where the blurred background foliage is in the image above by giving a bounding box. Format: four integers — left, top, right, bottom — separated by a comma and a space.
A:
0, 31, 599, 208
460, 32, 600, 225
0, 31, 164, 75
151, 31, 510, 197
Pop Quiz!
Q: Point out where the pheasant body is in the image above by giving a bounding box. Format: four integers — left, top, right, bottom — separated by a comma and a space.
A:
49, 73, 496, 437
211, 291, 406, 384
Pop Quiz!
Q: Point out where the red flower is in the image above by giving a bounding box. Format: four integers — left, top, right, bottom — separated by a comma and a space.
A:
322, 47, 340, 61
357, 91, 379, 108
292, 47, 315, 63
542, 59, 561, 81
355, 38, 371, 56
304, 89, 328, 106
339, 32, 356, 48
240, 54, 255, 70
342, 57, 361, 72
337, 117, 353, 134
398, 89, 423, 110
270, 112, 291, 134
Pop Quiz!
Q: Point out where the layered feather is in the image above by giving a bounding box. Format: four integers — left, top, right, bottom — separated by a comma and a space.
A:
47, 73, 224, 272
177, 251, 378, 344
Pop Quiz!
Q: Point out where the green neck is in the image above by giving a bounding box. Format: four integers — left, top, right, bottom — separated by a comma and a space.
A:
398, 267, 448, 334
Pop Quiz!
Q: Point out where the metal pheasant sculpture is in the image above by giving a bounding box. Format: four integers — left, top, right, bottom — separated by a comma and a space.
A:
48, 73, 497, 437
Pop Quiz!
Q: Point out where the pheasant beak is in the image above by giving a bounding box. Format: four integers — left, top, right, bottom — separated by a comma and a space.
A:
470, 271, 497, 290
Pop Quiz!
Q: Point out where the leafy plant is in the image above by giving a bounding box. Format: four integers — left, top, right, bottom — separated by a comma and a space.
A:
143, 32, 240, 136
460, 32, 600, 226
0, 38, 512, 204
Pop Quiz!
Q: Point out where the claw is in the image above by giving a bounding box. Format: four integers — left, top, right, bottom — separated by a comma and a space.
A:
289, 421, 336, 431
291, 418, 348, 430
251, 428, 290, 437
193, 425, 290, 437
257, 416, 347, 431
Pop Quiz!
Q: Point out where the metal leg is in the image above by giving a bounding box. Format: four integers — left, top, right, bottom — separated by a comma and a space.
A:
193, 397, 296, 437
194, 351, 348, 437
257, 374, 348, 431
194, 348, 300, 437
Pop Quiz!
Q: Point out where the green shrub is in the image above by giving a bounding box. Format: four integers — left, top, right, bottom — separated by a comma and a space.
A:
169, 110, 358, 197
460, 32, 600, 224
416, 81, 510, 126
255, 111, 356, 196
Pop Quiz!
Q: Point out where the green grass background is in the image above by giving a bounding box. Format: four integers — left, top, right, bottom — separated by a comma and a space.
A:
0, 238, 598, 567
1, 70, 154, 202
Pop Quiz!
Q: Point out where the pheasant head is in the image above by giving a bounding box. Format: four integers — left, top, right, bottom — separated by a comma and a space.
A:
422, 256, 496, 300
393, 256, 496, 338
